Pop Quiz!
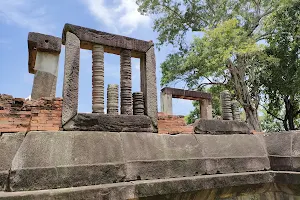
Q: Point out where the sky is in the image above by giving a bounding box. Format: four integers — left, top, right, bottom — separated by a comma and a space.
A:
0, 0, 194, 115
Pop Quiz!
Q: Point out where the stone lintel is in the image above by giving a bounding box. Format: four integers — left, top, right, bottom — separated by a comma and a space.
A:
63, 113, 153, 132
62, 23, 153, 58
28, 32, 61, 74
161, 87, 212, 100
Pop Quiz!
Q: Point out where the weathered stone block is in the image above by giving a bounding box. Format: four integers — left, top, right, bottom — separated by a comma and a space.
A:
0, 133, 25, 191
10, 131, 126, 191
122, 133, 205, 180
143, 46, 158, 132
263, 131, 300, 171
200, 134, 270, 173
62, 32, 80, 125
28, 32, 61, 74
63, 113, 153, 132
194, 119, 251, 134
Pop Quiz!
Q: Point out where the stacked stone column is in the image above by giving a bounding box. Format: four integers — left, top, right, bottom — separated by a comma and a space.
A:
133, 92, 144, 115
92, 45, 105, 113
120, 49, 133, 115
107, 84, 119, 115
231, 100, 241, 121
220, 90, 233, 120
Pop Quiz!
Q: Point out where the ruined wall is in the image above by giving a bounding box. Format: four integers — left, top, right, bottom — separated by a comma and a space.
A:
0, 95, 193, 134
0, 94, 62, 133
157, 112, 193, 134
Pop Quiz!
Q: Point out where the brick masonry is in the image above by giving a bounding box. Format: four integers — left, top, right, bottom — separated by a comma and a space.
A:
0, 94, 192, 134
157, 112, 193, 134
0, 94, 62, 133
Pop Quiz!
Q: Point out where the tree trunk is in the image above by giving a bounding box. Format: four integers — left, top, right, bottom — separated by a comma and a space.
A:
244, 105, 261, 131
284, 96, 295, 130
228, 58, 261, 131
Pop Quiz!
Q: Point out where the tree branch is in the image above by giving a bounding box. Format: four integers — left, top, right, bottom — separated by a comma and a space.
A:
248, 7, 274, 36
261, 105, 284, 121
160, 3, 192, 30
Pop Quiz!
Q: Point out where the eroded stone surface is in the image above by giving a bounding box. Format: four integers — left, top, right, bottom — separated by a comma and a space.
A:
107, 84, 119, 115
231, 100, 241, 121
144, 47, 158, 131
62, 32, 80, 125
3, 130, 299, 193
0, 132, 25, 191
92, 45, 104, 113
120, 49, 132, 115
63, 114, 153, 132
133, 92, 144, 115
31, 71, 57, 100
28, 32, 61, 74
2, 172, 299, 200
220, 90, 233, 120
62, 23, 152, 54
264, 131, 300, 171
194, 119, 251, 134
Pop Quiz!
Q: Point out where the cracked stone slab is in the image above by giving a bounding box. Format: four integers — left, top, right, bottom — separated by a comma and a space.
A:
28, 32, 61, 74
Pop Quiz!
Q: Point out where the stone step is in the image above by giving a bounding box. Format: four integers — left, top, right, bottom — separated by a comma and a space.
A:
0, 171, 299, 200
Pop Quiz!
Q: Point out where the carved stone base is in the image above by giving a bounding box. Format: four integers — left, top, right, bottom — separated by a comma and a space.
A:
63, 113, 153, 132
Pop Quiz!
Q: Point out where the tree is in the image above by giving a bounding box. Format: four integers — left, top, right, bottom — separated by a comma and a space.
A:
137, 0, 281, 131
260, 0, 300, 130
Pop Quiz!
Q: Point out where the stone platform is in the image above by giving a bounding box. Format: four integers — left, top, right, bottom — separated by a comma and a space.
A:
0, 131, 299, 199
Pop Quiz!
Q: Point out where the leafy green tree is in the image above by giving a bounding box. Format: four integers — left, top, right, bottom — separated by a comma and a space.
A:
260, 0, 300, 130
162, 18, 271, 130
137, 0, 281, 131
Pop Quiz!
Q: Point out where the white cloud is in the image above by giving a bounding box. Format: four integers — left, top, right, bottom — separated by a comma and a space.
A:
81, 0, 150, 34
0, 0, 54, 33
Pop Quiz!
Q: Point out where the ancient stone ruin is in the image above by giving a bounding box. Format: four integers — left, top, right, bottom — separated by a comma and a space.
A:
0, 24, 299, 200
161, 87, 213, 119
61, 24, 157, 132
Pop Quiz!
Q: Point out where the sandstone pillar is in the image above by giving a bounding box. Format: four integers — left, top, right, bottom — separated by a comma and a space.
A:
31, 52, 59, 99
231, 100, 241, 121
200, 99, 213, 119
92, 45, 104, 113
107, 84, 119, 115
140, 46, 158, 131
120, 49, 132, 115
133, 92, 144, 115
160, 92, 172, 115
220, 90, 233, 120
62, 32, 80, 125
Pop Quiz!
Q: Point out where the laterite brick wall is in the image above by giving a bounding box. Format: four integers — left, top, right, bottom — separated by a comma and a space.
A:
157, 112, 194, 134
0, 94, 62, 133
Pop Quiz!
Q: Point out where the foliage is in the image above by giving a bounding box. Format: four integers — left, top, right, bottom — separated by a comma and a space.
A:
259, 0, 300, 130
136, 0, 299, 131
137, 0, 278, 49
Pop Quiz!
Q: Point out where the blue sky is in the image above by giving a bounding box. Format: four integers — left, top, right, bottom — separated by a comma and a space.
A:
0, 0, 194, 115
